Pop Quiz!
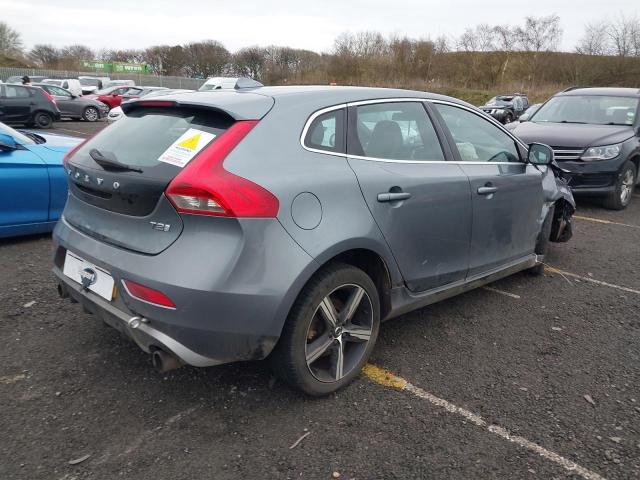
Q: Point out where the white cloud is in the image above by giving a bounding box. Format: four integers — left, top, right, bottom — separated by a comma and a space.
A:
3, 0, 638, 53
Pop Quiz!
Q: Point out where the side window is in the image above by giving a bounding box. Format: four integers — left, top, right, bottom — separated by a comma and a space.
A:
304, 108, 345, 153
435, 104, 521, 163
5, 86, 30, 98
50, 86, 71, 97
349, 102, 445, 161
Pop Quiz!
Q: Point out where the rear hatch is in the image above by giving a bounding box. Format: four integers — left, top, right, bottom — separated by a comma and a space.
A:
64, 93, 273, 254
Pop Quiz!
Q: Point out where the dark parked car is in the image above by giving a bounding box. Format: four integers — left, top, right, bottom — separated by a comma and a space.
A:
481, 94, 529, 124
511, 87, 640, 210
34, 84, 109, 122
0, 84, 61, 128
54, 86, 574, 395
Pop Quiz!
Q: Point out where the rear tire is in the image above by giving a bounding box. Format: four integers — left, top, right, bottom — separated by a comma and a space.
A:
603, 161, 636, 210
528, 205, 555, 276
33, 112, 54, 129
82, 106, 99, 122
270, 263, 380, 396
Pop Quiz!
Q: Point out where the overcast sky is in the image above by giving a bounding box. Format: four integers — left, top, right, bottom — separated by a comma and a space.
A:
3, 0, 638, 54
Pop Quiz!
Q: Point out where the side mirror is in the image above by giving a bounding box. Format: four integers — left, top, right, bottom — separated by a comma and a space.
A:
0, 133, 17, 152
519, 114, 530, 122
528, 143, 554, 165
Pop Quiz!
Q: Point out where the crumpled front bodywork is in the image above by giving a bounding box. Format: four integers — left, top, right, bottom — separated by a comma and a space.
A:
540, 164, 576, 243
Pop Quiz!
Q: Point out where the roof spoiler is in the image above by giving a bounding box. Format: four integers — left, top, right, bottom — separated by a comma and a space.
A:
560, 86, 590, 93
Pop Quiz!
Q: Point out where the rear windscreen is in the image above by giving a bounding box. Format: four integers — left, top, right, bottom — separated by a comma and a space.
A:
72, 107, 234, 173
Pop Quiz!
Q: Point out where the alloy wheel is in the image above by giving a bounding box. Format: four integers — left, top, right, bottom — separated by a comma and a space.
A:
620, 169, 635, 205
305, 283, 373, 383
84, 107, 98, 122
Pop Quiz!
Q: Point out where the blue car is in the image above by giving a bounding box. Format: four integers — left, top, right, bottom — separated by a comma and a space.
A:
0, 122, 83, 238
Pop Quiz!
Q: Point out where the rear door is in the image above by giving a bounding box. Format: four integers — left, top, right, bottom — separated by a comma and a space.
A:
45, 85, 77, 116
346, 100, 472, 292
432, 102, 543, 276
0, 85, 32, 123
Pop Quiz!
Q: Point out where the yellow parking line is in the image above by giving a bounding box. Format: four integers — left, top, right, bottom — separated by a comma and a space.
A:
362, 364, 606, 480
573, 215, 640, 229
544, 266, 640, 295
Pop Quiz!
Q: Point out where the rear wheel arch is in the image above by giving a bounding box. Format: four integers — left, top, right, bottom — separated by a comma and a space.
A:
273, 247, 395, 348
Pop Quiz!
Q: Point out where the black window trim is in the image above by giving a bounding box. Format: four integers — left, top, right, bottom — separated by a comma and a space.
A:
429, 99, 527, 165
300, 98, 529, 164
346, 99, 450, 162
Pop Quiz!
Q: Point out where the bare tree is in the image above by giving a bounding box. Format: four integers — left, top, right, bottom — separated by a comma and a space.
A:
576, 21, 611, 55
233, 46, 266, 79
30, 44, 61, 67
516, 15, 563, 53
516, 15, 563, 87
0, 22, 22, 56
608, 14, 640, 56
182, 40, 230, 78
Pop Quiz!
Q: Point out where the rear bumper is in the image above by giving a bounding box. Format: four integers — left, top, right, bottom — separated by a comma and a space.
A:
55, 269, 221, 367
53, 214, 317, 366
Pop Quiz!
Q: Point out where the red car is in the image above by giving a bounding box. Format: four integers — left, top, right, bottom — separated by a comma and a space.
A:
86, 86, 136, 110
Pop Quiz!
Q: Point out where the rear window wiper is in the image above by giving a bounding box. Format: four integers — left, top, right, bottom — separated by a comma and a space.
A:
559, 120, 587, 124
89, 148, 143, 173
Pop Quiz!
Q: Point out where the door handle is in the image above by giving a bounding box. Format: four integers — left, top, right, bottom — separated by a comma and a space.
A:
377, 192, 411, 202
477, 186, 498, 195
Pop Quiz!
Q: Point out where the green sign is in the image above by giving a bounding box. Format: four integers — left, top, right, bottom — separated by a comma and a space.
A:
81, 61, 110, 71
112, 62, 150, 74
81, 61, 150, 74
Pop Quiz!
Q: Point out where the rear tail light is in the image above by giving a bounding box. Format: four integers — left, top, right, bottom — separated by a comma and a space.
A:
42, 90, 57, 105
166, 120, 279, 218
122, 280, 176, 309
63, 138, 90, 168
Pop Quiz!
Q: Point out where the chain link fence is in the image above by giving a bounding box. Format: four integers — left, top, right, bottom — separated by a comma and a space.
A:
0, 67, 205, 90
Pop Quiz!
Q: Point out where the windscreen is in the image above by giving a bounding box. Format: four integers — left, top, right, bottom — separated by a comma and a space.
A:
532, 95, 639, 125
72, 106, 234, 173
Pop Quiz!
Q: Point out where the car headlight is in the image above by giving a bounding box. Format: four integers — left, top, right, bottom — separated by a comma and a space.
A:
580, 144, 621, 161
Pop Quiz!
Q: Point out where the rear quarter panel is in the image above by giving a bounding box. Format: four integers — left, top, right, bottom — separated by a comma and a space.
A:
223, 95, 404, 288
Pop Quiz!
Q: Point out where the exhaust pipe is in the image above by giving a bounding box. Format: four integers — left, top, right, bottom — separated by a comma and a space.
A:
151, 349, 183, 373
57, 283, 69, 299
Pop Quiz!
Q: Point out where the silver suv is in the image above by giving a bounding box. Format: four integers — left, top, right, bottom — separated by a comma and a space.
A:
53, 86, 575, 395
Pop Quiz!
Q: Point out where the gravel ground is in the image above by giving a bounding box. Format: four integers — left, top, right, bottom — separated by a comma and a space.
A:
1, 121, 639, 479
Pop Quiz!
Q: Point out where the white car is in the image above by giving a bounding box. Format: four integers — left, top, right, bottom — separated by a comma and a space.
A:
106, 106, 124, 124
42, 79, 83, 97
107, 88, 194, 123
79, 76, 110, 95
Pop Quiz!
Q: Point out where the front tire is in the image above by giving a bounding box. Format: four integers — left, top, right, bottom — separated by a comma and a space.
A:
270, 263, 380, 396
603, 161, 636, 210
82, 106, 99, 122
33, 112, 54, 129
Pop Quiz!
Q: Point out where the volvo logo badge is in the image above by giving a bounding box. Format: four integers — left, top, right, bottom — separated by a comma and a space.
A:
80, 267, 97, 289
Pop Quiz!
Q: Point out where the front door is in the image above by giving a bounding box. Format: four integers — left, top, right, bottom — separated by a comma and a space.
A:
347, 100, 472, 292
432, 102, 544, 277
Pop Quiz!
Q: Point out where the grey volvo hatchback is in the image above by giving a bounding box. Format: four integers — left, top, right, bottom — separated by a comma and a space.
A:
53, 86, 575, 395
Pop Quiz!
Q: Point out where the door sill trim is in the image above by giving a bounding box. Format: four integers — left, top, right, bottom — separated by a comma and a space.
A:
386, 254, 536, 320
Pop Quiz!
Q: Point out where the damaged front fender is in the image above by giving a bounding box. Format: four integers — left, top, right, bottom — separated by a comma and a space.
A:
540, 163, 575, 243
